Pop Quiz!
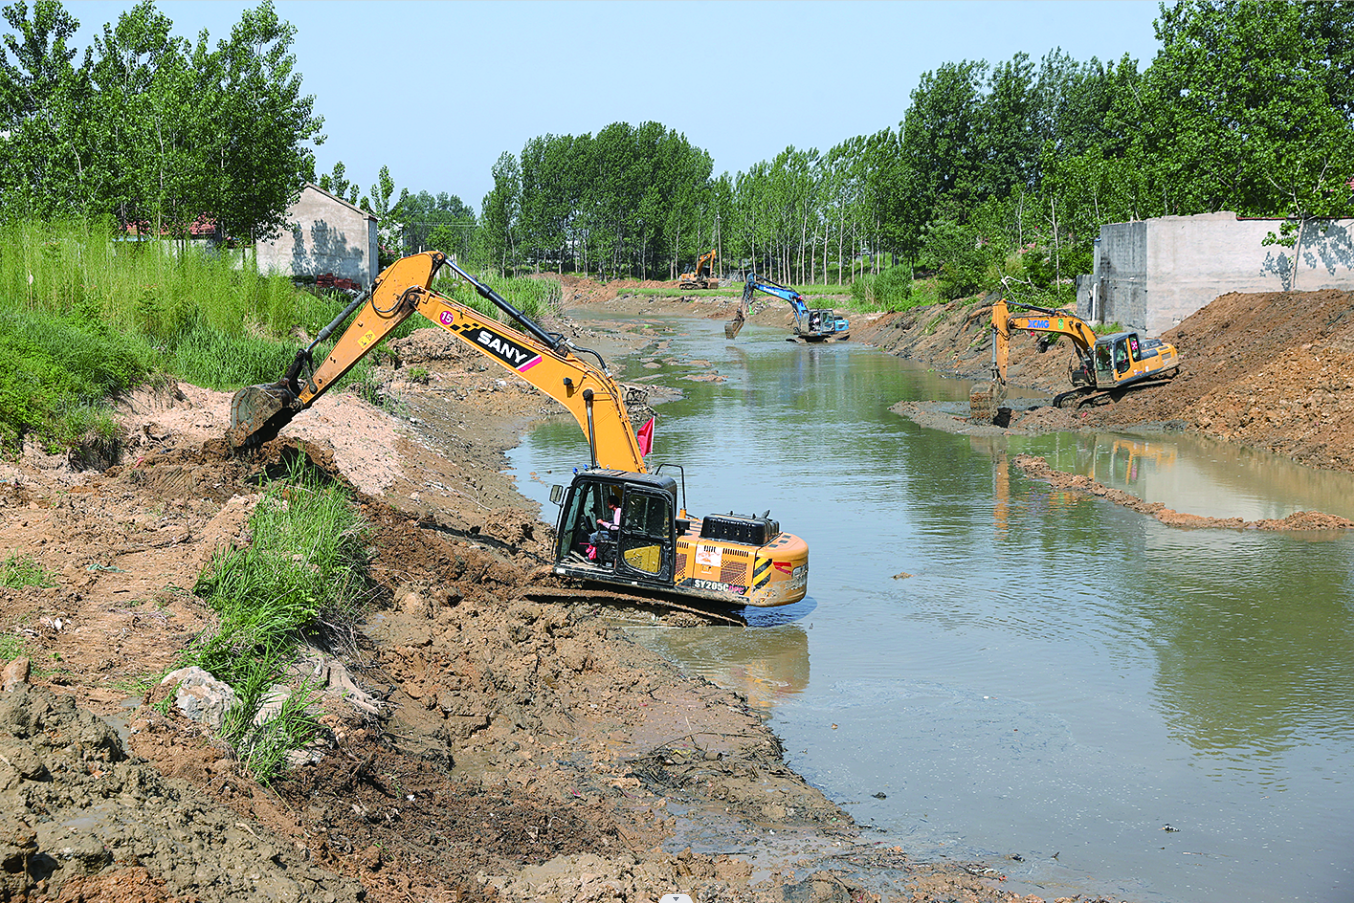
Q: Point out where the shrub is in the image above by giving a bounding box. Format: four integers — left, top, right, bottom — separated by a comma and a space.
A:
850, 265, 915, 312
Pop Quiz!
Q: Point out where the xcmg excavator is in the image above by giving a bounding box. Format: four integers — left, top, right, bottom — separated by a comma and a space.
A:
679, 248, 717, 290
228, 251, 809, 614
725, 273, 849, 342
969, 297, 1181, 422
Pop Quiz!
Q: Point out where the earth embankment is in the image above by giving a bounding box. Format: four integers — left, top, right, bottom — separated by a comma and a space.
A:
852, 288, 1354, 474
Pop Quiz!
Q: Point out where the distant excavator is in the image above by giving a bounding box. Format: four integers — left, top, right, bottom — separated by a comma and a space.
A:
725, 273, 849, 343
679, 249, 717, 290
969, 297, 1181, 422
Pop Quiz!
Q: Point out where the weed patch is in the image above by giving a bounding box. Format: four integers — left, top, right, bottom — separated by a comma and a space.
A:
184, 456, 373, 783
0, 554, 56, 589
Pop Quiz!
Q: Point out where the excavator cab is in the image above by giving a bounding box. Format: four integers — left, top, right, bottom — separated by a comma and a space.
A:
552, 471, 679, 586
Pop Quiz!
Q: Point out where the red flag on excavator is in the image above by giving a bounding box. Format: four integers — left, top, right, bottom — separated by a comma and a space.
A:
636, 416, 654, 456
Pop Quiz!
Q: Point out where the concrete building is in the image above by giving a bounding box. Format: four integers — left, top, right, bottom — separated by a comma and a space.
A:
1077, 211, 1354, 336
255, 183, 379, 289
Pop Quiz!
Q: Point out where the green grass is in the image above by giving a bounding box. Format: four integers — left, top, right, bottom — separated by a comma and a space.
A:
0, 218, 456, 458
182, 454, 374, 783
435, 270, 562, 321
0, 632, 26, 663
0, 554, 57, 589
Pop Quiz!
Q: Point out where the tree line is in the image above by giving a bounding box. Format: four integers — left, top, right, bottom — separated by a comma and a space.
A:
479, 1, 1353, 301
2, 1, 1351, 304
0, 0, 321, 246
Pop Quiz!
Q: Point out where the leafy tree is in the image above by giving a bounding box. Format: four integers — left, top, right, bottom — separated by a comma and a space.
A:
317, 161, 359, 204
978, 52, 1039, 198
366, 164, 407, 263
0, 0, 322, 246
1133, 0, 1351, 218
479, 151, 519, 273
87, 1, 202, 239
0, 0, 89, 216
206, 0, 325, 245
397, 189, 474, 259
898, 60, 987, 230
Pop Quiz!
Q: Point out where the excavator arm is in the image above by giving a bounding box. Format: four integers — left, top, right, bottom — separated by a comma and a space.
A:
695, 248, 715, 278
970, 298, 1101, 421
228, 252, 647, 472
679, 248, 717, 290
726, 273, 809, 339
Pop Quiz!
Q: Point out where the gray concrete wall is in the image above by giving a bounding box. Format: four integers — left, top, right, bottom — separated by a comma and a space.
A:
255, 184, 378, 288
1077, 212, 1354, 336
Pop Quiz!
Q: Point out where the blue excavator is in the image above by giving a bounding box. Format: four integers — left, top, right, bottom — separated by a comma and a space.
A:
726, 273, 849, 343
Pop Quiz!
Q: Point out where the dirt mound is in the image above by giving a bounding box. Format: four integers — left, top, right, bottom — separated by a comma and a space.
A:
1108, 289, 1354, 470
0, 682, 364, 902
557, 274, 673, 307
861, 289, 1354, 474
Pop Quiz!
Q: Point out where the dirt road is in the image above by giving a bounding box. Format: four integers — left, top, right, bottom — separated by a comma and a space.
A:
3, 276, 1345, 902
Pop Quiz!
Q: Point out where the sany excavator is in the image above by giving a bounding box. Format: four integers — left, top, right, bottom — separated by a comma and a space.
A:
725, 273, 849, 343
227, 252, 809, 616
678, 248, 717, 290
969, 297, 1181, 422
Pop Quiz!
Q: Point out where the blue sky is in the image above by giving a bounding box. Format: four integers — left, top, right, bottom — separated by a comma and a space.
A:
62, 1, 1167, 211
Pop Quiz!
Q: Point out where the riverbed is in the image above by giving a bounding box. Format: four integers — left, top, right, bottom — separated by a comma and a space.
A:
509, 310, 1354, 903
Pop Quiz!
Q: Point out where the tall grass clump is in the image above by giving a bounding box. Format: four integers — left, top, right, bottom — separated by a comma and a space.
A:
183, 455, 373, 782
0, 218, 415, 456
0, 305, 156, 453
850, 265, 917, 312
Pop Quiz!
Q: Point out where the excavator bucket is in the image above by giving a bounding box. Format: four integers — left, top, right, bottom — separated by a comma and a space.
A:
724, 309, 745, 339
226, 383, 301, 450
968, 380, 1000, 423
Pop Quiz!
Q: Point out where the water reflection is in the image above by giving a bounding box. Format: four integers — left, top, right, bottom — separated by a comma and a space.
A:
1011, 429, 1354, 521
631, 623, 811, 712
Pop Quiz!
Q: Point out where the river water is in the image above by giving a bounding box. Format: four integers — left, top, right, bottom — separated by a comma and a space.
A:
506, 311, 1354, 903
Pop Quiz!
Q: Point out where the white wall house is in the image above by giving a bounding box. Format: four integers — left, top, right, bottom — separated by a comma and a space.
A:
255, 183, 379, 289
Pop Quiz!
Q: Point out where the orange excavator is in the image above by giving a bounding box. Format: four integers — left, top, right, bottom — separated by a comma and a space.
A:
970, 298, 1181, 421
678, 248, 717, 290
228, 252, 809, 614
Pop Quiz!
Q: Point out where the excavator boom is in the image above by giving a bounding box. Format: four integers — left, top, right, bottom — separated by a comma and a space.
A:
229, 253, 646, 471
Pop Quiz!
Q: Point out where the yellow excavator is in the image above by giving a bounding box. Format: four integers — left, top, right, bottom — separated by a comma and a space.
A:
678, 248, 717, 290
970, 298, 1181, 422
228, 251, 809, 614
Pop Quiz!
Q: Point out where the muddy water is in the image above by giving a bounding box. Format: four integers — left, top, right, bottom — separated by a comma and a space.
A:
508, 314, 1354, 903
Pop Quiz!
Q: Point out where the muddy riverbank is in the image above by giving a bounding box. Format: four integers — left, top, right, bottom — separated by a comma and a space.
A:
0, 283, 1056, 902
5, 272, 1342, 902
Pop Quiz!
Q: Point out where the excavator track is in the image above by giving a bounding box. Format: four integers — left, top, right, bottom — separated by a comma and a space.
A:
516, 584, 747, 626
1054, 370, 1181, 409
